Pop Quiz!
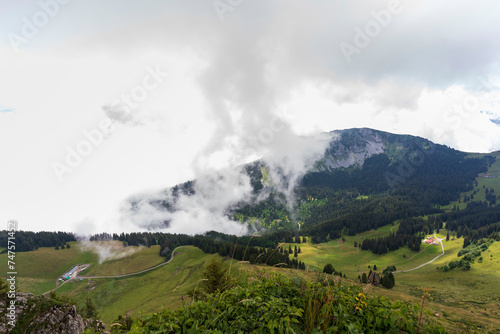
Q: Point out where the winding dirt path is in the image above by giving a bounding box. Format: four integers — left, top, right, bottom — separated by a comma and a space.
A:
79, 246, 182, 279
43, 247, 181, 295
392, 232, 445, 273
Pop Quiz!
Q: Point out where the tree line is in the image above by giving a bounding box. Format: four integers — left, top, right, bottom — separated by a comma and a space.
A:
0, 231, 76, 252
442, 201, 500, 244
360, 232, 421, 254
88, 230, 308, 271
190, 235, 307, 270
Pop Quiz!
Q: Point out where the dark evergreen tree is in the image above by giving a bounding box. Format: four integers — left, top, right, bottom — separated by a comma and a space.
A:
85, 297, 98, 318
381, 272, 395, 289
201, 258, 230, 294
323, 263, 335, 275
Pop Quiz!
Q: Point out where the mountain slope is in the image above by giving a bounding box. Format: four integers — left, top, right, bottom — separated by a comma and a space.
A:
134, 128, 494, 236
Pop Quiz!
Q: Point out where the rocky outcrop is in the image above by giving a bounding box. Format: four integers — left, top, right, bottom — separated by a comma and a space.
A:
0, 293, 106, 333
0, 293, 33, 333
314, 128, 387, 171
313, 128, 425, 172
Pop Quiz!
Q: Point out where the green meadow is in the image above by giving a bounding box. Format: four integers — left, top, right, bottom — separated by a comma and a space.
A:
0, 241, 164, 295
282, 222, 442, 277
83, 242, 165, 277
0, 241, 97, 295
56, 246, 237, 324
289, 227, 500, 333
2, 225, 499, 331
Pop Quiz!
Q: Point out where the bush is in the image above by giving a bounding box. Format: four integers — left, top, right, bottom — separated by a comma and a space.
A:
119, 272, 445, 333
323, 263, 335, 275
381, 272, 395, 289
462, 261, 471, 271
383, 265, 396, 274
198, 258, 231, 297
448, 261, 459, 270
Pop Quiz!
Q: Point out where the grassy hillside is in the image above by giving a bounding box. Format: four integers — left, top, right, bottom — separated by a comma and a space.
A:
2, 229, 499, 332
83, 243, 165, 276
390, 231, 500, 332
0, 241, 97, 295
284, 222, 443, 276
56, 246, 243, 324
0, 241, 164, 295
287, 227, 500, 333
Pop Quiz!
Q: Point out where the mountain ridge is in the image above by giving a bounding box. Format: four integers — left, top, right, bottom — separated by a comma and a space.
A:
128, 128, 494, 236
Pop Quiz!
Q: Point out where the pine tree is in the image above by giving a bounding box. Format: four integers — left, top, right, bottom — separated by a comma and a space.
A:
323, 263, 334, 275
362, 273, 368, 284
85, 297, 98, 318
446, 231, 450, 241
201, 258, 230, 294
381, 272, 395, 289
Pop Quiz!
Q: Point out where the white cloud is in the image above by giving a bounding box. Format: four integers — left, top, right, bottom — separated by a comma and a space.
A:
1, 0, 500, 233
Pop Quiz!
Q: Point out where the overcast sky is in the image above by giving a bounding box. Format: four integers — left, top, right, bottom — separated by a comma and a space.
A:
1, 0, 500, 234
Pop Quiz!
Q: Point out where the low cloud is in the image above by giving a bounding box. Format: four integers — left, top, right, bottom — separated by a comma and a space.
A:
120, 166, 255, 235
79, 239, 140, 264
118, 131, 332, 235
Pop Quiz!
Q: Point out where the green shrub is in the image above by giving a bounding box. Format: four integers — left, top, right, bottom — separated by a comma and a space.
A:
322, 263, 335, 275
116, 272, 445, 333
